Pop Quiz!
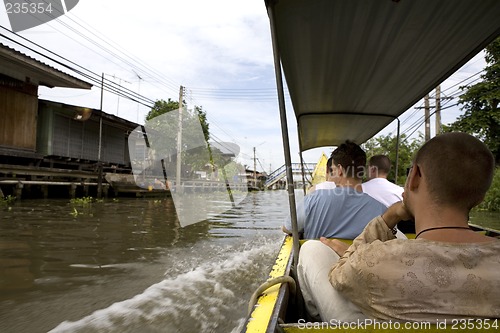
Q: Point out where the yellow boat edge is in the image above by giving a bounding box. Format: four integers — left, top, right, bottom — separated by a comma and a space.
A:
244, 235, 294, 332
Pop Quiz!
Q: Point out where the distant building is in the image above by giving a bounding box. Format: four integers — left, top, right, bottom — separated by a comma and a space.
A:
244, 168, 267, 191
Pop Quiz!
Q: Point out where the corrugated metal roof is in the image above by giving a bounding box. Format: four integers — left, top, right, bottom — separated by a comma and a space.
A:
0, 43, 92, 89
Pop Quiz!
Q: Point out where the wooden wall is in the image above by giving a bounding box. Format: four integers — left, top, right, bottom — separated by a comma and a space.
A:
0, 78, 38, 151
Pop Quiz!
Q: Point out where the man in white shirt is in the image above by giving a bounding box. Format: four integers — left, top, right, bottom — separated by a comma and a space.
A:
361, 155, 403, 207
309, 156, 336, 192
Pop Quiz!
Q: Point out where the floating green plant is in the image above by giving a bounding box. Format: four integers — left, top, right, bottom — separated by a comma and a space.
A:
69, 197, 101, 217
0, 195, 16, 205
70, 196, 103, 205
70, 196, 93, 205
70, 207, 79, 217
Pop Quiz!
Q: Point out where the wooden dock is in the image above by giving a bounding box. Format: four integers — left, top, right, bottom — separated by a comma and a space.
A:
0, 163, 251, 200
0, 163, 109, 199
105, 173, 247, 196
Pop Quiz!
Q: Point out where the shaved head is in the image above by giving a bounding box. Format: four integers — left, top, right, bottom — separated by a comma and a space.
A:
414, 132, 494, 210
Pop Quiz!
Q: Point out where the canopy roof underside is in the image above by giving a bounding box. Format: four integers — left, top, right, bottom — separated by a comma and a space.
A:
266, 0, 500, 151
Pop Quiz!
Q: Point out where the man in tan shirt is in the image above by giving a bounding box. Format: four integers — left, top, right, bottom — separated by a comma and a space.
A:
298, 132, 500, 322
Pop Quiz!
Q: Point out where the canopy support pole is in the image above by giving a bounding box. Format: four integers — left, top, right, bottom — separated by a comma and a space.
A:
395, 118, 401, 185
299, 151, 307, 195
267, 2, 301, 269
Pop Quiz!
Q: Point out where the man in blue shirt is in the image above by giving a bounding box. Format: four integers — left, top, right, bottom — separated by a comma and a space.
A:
283, 141, 386, 239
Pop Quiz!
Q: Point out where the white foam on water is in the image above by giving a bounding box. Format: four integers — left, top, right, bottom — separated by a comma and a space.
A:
49, 239, 281, 333
69, 263, 136, 269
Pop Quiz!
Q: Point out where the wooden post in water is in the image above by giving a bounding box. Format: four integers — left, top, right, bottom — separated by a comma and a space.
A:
97, 73, 104, 199
42, 185, 48, 199
253, 147, 257, 189
15, 182, 23, 199
70, 184, 77, 199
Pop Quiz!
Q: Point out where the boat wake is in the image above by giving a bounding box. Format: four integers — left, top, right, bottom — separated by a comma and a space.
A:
49, 238, 282, 333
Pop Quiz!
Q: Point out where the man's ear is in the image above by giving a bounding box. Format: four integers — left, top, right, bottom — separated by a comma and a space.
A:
408, 165, 421, 190
337, 164, 345, 177
368, 165, 375, 177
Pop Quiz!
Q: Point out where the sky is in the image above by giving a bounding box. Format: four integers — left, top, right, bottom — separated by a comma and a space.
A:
0, 0, 488, 173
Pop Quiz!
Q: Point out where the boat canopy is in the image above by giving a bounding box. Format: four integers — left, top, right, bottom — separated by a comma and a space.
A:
265, 0, 500, 151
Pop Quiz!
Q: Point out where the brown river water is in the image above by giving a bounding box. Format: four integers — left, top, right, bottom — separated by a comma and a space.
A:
0, 191, 290, 333
0, 190, 498, 333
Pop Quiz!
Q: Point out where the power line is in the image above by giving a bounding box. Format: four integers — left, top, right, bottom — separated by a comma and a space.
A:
402, 102, 460, 141
0, 26, 156, 108
62, 9, 180, 91
189, 88, 290, 101
385, 66, 487, 137
21, 0, 180, 97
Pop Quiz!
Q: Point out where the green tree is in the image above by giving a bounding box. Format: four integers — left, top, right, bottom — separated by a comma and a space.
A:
444, 37, 500, 164
143, 99, 212, 178
363, 133, 423, 185
145, 98, 178, 121
145, 99, 210, 143
477, 167, 500, 211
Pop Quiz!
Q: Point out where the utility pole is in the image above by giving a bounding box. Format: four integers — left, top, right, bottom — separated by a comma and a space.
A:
435, 85, 441, 136
97, 73, 104, 198
253, 147, 257, 188
424, 94, 431, 141
112, 74, 131, 116
134, 71, 143, 123
176, 85, 184, 193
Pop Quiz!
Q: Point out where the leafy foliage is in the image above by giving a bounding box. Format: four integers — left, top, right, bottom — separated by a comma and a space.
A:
362, 133, 423, 185
144, 99, 215, 178
145, 99, 210, 142
69, 196, 101, 205
444, 37, 500, 164
0, 195, 16, 205
477, 167, 500, 211
69, 196, 103, 217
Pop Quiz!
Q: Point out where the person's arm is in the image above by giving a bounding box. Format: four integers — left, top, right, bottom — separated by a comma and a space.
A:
282, 198, 306, 234
320, 237, 349, 255
322, 202, 412, 256
328, 202, 413, 290
381, 201, 412, 230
